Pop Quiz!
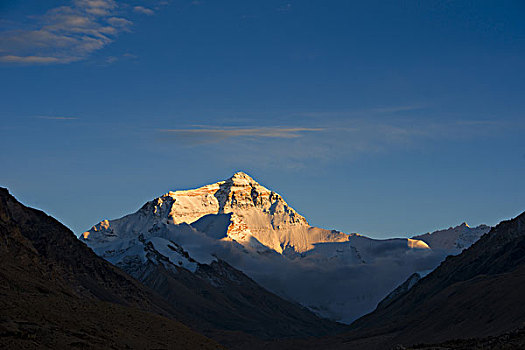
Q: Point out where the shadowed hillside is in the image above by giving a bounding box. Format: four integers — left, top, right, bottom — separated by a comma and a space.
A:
336, 211, 525, 349
0, 187, 222, 349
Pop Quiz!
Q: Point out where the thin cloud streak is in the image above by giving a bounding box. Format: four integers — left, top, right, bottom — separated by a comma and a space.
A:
0, 55, 73, 64
296, 105, 425, 119
133, 6, 155, 15
160, 127, 325, 142
36, 116, 80, 120
154, 118, 513, 169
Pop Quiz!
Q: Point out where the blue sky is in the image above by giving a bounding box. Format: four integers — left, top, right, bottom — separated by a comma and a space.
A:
1, 0, 524, 238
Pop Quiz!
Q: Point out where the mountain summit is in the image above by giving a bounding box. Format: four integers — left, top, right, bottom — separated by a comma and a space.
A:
85, 172, 351, 254
80, 173, 464, 323
80, 174, 346, 339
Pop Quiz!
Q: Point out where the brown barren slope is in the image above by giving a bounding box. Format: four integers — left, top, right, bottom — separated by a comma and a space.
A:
0, 188, 222, 349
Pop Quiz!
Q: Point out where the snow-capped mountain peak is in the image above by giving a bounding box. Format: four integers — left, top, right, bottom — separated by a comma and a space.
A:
83, 172, 435, 256
80, 172, 451, 324
229, 171, 257, 183
160, 171, 307, 227
412, 222, 491, 250
141, 172, 327, 253
83, 172, 325, 253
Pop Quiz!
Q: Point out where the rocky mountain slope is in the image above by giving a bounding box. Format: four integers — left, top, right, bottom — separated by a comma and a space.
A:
0, 187, 221, 349
375, 272, 421, 310
81, 172, 461, 323
83, 172, 350, 255
119, 244, 344, 341
337, 211, 525, 349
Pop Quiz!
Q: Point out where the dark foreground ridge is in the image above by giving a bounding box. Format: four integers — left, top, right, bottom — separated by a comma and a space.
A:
122, 245, 345, 346
0, 187, 221, 349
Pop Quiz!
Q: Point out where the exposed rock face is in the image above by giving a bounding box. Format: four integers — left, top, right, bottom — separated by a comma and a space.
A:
85, 172, 420, 255
165, 172, 307, 225
0, 187, 222, 349
85, 172, 348, 254
163, 171, 347, 254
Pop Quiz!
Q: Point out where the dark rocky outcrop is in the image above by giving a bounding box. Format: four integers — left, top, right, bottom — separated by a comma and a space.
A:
0, 187, 221, 349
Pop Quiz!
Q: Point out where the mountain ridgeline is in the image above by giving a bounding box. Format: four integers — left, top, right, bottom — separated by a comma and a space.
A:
82, 172, 455, 323
81, 172, 490, 325
0, 187, 222, 349
2, 171, 523, 350
335, 210, 525, 349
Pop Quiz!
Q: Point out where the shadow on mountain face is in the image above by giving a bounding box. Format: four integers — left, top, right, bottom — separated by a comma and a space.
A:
0, 187, 222, 349
191, 213, 233, 239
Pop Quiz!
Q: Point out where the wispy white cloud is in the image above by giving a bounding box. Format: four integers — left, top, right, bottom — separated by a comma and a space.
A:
160, 126, 324, 142
0, 0, 156, 64
36, 116, 80, 120
74, 0, 116, 16
133, 6, 154, 16
0, 55, 73, 64
155, 117, 510, 169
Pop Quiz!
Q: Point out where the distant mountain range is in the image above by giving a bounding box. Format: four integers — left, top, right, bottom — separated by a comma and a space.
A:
320, 211, 525, 349
412, 222, 491, 251
3, 174, 523, 350
81, 172, 489, 323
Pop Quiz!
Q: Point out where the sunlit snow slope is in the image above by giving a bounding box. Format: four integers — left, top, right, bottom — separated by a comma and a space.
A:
81, 172, 485, 323
412, 222, 490, 251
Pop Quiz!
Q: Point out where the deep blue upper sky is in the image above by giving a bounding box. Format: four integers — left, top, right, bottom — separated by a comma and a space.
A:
1, 0, 524, 238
